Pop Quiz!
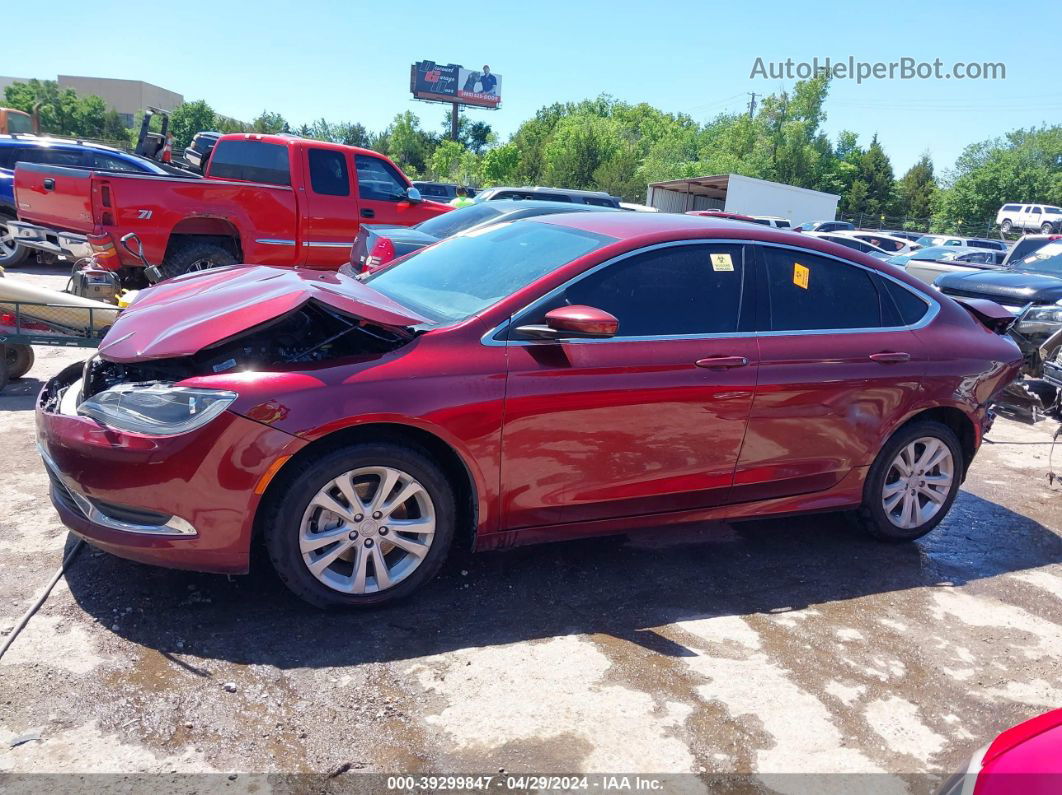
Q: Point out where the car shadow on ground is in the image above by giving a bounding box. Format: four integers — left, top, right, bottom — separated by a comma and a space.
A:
63, 489, 1062, 669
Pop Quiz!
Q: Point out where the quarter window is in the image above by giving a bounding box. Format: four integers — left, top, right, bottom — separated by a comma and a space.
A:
355, 155, 408, 201
762, 248, 881, 331
557, 244, 746, 337
882, 280, 930, 326
308, 148, 350, 196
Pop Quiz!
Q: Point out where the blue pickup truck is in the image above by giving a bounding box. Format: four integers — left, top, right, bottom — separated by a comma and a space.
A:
0, 136, 173, 266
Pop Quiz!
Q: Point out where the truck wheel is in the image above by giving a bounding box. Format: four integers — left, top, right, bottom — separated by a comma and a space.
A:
1000, 219, 1012, 234
1041, 222, 1054, 234
153, 241, 236, 283
0, 219, 31, 267
6, 344, 34, 380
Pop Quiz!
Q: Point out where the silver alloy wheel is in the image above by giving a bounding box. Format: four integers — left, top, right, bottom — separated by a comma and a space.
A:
0, 220, 22, 260
299, 465, 436, 594
881, 436, 954, 529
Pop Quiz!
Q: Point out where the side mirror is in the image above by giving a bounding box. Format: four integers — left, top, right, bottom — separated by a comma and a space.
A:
514, 305, 619, 340
119, 233, 148, 267
405, 186, 422, 203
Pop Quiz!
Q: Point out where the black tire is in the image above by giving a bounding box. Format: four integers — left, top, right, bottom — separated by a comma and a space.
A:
1000, 219, 1012, 234
0, 218, 32, 267
853, 420, 963, 542
6, 344, 34, 380
263, 442, 456, 609
1041, 222, 1054, 235
152, 240, 236, 283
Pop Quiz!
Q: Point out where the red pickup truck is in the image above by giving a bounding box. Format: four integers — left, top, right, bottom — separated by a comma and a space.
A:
10, 134, 451, 283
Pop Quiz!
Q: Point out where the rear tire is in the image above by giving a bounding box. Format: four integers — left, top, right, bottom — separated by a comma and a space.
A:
263, 442, 455, 609
0, 218, 31, 267
6, 344, 34, 380
1041, 222, 1054, 234
1000, 219, 1012, 234
854, 420, 963, 542
152, 240, 236, 283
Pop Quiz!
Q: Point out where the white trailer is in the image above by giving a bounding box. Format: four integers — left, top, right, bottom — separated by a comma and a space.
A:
645, 174, 840, 227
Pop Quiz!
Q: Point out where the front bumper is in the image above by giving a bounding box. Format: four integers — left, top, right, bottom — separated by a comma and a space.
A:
7, 220, 93, 260
36, 362, 307, 574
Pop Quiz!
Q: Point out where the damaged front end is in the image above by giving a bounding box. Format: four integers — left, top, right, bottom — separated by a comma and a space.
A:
42, 266, 429, 423
81, 299, 412, 401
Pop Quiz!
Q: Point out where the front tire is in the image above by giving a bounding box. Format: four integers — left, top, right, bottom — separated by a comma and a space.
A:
855, 421, 962, 542
1000, 219, 1013, 234
1041, 222, 1054, 234
263, 443, 455, 608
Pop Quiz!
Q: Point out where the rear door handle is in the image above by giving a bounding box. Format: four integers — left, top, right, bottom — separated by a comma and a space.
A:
695, 356, 750, 369
869, 351, 911, 363
43, 178, 55, 190
360, 208, 375, 218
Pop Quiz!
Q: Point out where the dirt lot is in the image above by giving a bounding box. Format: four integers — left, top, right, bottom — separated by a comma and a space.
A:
1, 265, 1060, 792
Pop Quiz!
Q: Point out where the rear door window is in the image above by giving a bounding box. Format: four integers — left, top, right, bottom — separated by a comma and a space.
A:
208, 140, 290, 185
308, 148, 350, 196
761, 248, 882, 331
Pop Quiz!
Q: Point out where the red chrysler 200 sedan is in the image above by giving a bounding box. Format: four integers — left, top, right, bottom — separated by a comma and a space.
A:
36, 214, 1022, 607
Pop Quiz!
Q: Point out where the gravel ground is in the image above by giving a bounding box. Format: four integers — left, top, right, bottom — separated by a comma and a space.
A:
1, 265, 1060, 792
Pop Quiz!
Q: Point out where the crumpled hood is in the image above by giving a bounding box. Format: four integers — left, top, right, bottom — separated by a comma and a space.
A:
98, 265, 428, 363
937, 268, 1062, 303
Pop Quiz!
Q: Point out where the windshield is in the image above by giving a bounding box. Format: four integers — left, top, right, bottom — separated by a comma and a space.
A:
1013, 241, 1062, 275
911, 247, 959, 261
414, 202, 505, 239
364, 221, 614, 324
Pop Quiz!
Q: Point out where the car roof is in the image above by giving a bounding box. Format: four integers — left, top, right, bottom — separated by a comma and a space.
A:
483, 185, 616, 199
0, 135, 133, 155
493, 199, 617, 213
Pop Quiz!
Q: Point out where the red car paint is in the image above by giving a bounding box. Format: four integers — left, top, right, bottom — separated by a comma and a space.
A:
941, 709, 1062, 794
14, 134, 450, 271
97, 266, 427, 362
37, 214, 1022, 574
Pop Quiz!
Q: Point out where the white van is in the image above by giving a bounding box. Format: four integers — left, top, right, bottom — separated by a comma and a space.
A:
996, 203, 1062, 234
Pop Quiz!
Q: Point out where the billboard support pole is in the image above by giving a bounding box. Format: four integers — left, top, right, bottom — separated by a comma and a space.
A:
450, 102, 459, 142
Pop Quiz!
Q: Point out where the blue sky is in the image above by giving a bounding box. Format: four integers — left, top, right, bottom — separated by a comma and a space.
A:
7, 0, 1060, 175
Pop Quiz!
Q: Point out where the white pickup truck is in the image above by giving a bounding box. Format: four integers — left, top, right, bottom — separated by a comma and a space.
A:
996, 203, 1062, 234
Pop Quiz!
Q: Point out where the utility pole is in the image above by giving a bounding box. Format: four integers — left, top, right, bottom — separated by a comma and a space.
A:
747, 92, 758, 119
450, 103, 460, 142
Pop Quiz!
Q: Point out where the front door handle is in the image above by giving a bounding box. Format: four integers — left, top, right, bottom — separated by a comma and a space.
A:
869, 351, 911, 363
360, 208, 375, 218
43, 178, 55, 190
695, 356, 750, 369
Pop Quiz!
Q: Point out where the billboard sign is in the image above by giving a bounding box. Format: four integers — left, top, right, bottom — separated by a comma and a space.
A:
411, 61, 501, 108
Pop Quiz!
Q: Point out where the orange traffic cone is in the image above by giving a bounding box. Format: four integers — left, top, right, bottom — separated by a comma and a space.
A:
161, 134, 173, 163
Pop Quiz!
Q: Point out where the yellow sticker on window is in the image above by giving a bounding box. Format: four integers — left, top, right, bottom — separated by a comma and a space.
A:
793, 262, 810, 289
710, 253, 734, 272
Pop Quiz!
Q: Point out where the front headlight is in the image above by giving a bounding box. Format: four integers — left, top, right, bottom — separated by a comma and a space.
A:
78, 383, 237, 435
1020, 305, 1062, 324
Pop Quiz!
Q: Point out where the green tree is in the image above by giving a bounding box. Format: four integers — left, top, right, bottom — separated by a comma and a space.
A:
251, 110, 288, 134
384, 111, 435, 173
4, 79, 110, 138
480, 142, 520, 184
169, 100, 217, 150
896, 153, 937, 222
429, 139, 466, 180
935, 126, 1062, 232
